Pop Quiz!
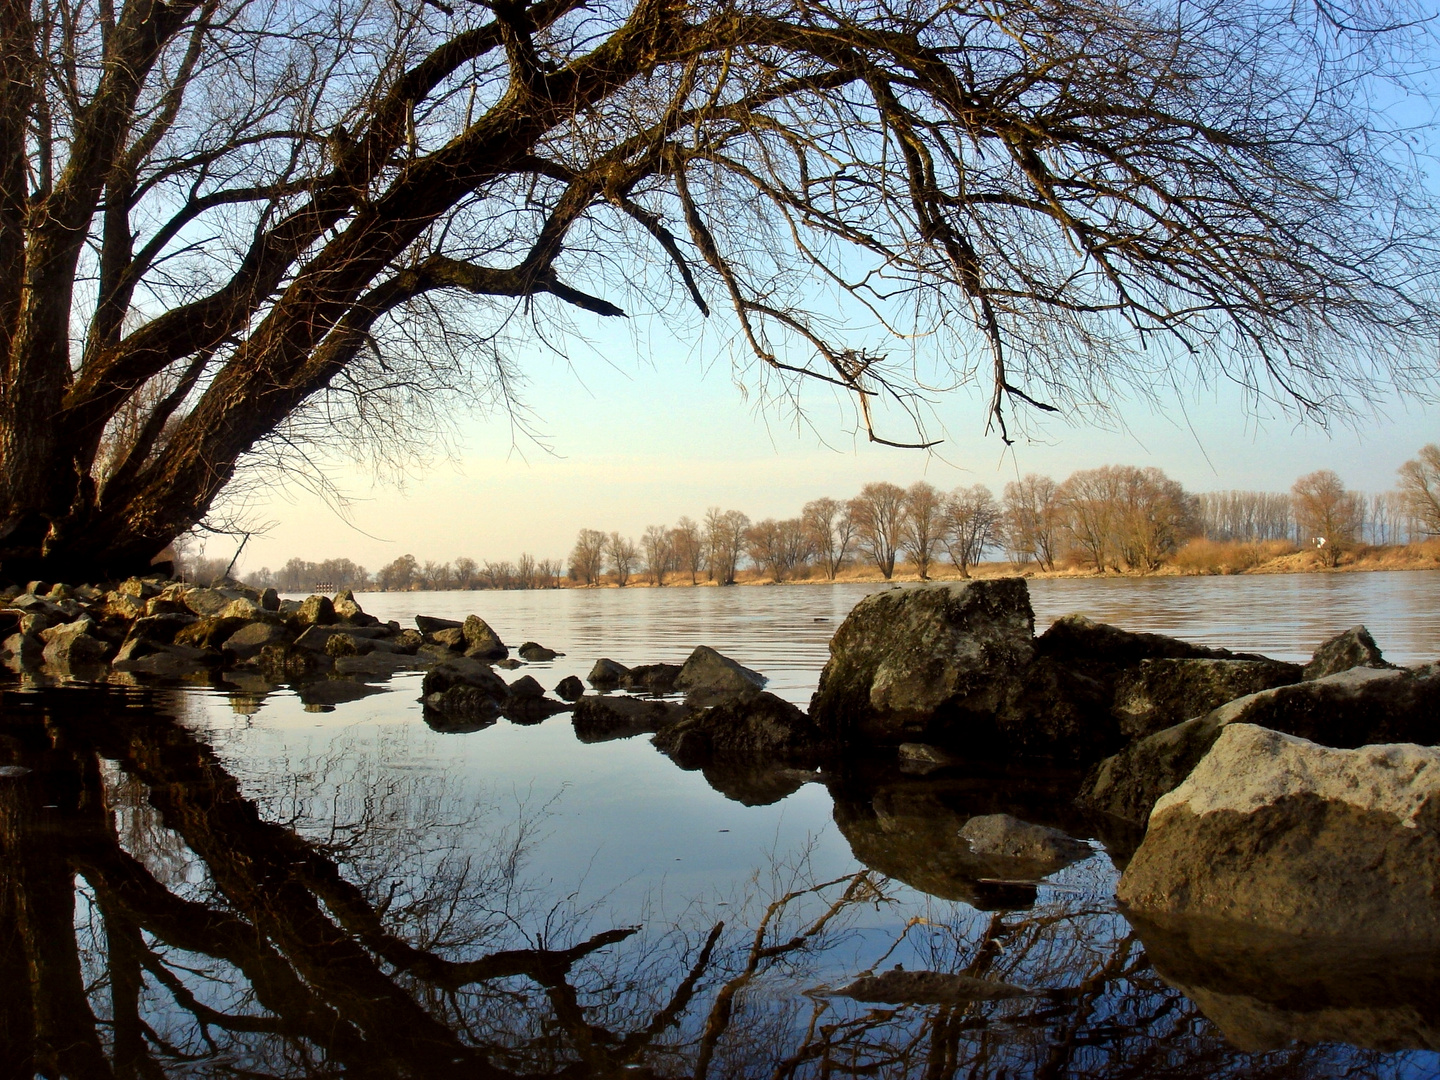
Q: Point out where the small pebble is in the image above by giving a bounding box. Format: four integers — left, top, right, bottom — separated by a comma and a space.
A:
0, 765, 31, 778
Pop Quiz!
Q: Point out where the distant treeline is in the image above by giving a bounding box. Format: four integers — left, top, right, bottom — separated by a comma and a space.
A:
222, 446, 1439, 590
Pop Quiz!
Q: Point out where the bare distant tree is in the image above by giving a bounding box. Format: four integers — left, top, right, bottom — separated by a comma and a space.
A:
6, 0, 1437, 582
671, 517, 706, 584
1292, 471, 1363, 567
453, 556, 478, 590
1112, 468, 1195, 572
1196, 491, 1294, 542
480, 560, 515, 589
944, 485, 1000, 577
516, 552, 538, 589
802, 497, 855, 581
849, 483, 907, 579
705, 510, 751, 585
1002, 475, 1061, 570
745, 518, 810, 582
377, 554, 419, 592
570, 529, 608, 586
1057, 467, 1125, 572
536, 558, 563, 588
900, 482, 945, 580
642, 526, 672, 586
1398, 445, 1440, 537
608, 533, 639, 587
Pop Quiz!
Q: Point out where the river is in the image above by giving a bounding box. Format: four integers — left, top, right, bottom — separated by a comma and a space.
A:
1, 571, 1437, 1078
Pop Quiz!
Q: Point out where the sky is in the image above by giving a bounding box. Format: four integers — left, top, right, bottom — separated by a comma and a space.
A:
219, 305, 1438, 576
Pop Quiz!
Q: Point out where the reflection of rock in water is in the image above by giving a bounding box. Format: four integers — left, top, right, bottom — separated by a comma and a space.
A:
830, 771, 1097, 909
1130, 912, 1440, 1053
698, 762, 816, 806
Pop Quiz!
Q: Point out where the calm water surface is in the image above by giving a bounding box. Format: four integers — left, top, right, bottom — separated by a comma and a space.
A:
2, 572, 1437, 1078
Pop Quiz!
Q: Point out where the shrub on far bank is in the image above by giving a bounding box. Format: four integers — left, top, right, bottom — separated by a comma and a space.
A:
1170, 538, 1299, 574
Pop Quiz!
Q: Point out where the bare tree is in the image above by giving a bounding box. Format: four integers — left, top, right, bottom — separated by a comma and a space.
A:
641, 525, 672, 585
516, 552, 538, 589
1398, 445, 1440, 537
802, 497, 854, 580
608, 533, 639, 587
671, 516, 706, 584
1197, 491, 1294, 542
900, 481, 945, 580
1057, 467, 1125, 572
1292, 470, 1363, 567
570, 529, 607, 586
850, 482, 907, 580
705, 509, 750, 585
377, 554, 419, 592
3, 0, 1438, 581
944, 484, 1000, 577
744, 518, 809, 582
453, 556, 478, 590
1001, 475, 1061, 571
1113, 467, 1195, 572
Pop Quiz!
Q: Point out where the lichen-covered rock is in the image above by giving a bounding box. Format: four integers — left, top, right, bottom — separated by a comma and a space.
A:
1303, 625, 1392, 680
652, 692, 821, 769
333, 590, 379, 627
40, 619, 113, 667
182, 587, 245, 617
1080, 664, 1440, 824
293, 594, 336, 627
675, 646, 766, 699
462, 615, 507, 660
324, 633, 361, 657
431, 626, 466, 650
224, 621, 291, 660
1112, 658, 1302, 739
1118, 724, 1440, 946
810, 580, 1034, 744
174, 616, 251, 651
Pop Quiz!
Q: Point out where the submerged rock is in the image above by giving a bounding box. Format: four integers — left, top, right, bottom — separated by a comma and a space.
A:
652, 692, 822, 770
958, 813, 1092, 876
1117, 723, 1440, 945
572, 695, 683, 742
517, 641, 561, 661
587, 658, 630, 687
1080, 663, 1440, 824
555, 675, 585, 701
833, 970, 1032, 1005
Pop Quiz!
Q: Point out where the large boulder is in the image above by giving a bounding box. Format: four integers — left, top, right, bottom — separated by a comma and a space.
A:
1080, 664, 1440, 824
332, 590, 379, 626
40, 619, 113, 667
587, 658, 630, 687
652, 692, 823, 769
416, 615, 463, 635
293, 594, 337, 627
810, 580, 1034, 745
224, 622, 291, 661
462, 615, 508, 660
1111, 658, 1302, 740
1035, 614, 1261, 666
1118, 723, 1440, 946
421, 658, 509, 722
174, 615, 251, 650
1303, 625, 1392, 680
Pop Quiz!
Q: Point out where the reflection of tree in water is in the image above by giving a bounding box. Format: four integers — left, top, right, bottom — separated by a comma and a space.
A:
0, 687, 1419, 1078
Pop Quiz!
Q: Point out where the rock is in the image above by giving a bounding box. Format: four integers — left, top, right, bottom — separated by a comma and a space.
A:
333, 590, 378, 626
1128, 912, 1440, 1053
622, 662, 681, 694
694, 762, 817, 807
555, 675, 585, 701
1303, 625, 1392, 680
259, 587, 280, 611
334, 653, 412, 678
115, 576, 161, 599
100, 591, 147, 621
431, 627, 467, 650
255, 643, 328, 680
325, 633, 361, 657
833, 970, 1032, 1005
296, 678, 386, 708
124, 613, 195, 645
294, 594, 337, 627
897, 742, 961, 775
991, 655, 1117, 761
675, 646, 767, 699
174, 616, 251, 650
40, 619, 113, 667
587, 658, 631, 687
112, 636, 161, 666
393, 629, 423, 653
810, 580, 1034, 745
422, 657, 509, 702
414, 643, 457, 665
1036, 613, 1262, 666
652, 692, 823, 770
120, 650, 216, 680
11, 593, 72, 622
144, 594, 191, 617
572, 695, 684, 743
958, 813, 1092, 876
483, 652, 520, 667
224, 621, 292, 660
1, 633, 43, 669
182, 587, 245, 617
507, 674, 546, 698
1080, 664, 1440, 825
518, 641, 561, 661
218, 597, 281, 623
1117, 723, 1440, 946
1112, 658, 1302, 740
462, 615, 507, 660
416, 615, 463, 634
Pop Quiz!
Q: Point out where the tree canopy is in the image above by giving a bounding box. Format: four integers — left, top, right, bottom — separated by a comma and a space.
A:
2, 0, 1437, 578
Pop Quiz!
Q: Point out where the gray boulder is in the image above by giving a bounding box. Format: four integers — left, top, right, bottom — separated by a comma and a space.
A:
224, 621, 291, 660
1080, 663, 1440, 824
1303, 625, 1392, 680
416, 615, 462, 634
1112, 658, 1302, 740
462, 615, 508, 660
1118, 723, 1440, 946
1, 633, 43, 669
421, 657, 509, 721
810, 580, 1034, 743
332, 590, 378, 626
675, 645, 767, 698
430, 626, 467, 650
1035, 613, 1261, 666
41, 619, 112, 667
652, 692, 822, 770
293, 594, 337, 627
182, 587, 246, 617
